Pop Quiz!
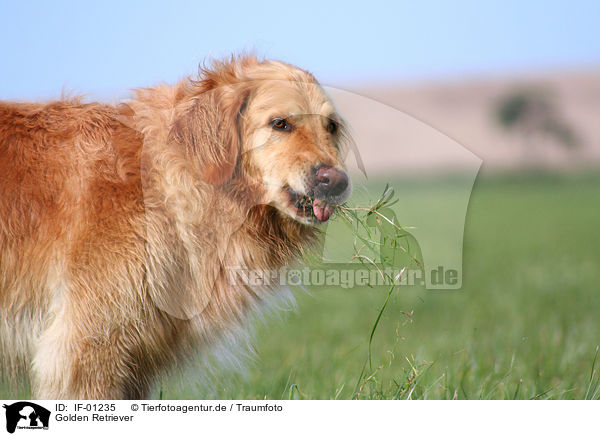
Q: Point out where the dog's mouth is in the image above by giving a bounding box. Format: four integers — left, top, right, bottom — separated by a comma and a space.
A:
286, 188, 335, 223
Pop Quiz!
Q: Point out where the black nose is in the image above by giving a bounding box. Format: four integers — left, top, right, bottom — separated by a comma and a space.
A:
313, 165, 349, 200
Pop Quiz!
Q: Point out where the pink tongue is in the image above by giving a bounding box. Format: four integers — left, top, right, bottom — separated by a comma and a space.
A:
313, 199, 333, 222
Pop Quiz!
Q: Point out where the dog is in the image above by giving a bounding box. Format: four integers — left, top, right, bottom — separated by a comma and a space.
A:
0, 55, 352, 399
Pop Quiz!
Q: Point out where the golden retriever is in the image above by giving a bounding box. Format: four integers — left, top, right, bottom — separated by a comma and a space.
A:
0, 55, 352, 399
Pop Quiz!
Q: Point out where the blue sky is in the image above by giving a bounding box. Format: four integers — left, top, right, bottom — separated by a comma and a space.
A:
1, 1, 598, 100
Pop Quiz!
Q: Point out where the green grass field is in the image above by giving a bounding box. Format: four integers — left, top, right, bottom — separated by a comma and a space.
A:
160, 171, 600, 399
3, 172, 600, 400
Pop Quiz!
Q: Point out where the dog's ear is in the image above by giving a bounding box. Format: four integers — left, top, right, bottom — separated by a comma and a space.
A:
170, 86, 249, 185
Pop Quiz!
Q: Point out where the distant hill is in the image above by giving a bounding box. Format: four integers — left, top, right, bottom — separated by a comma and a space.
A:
331, 69, 600, 174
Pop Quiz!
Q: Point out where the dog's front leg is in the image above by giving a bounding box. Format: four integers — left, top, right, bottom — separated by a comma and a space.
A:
31, 289, 151, 400
32, 321, 151, 400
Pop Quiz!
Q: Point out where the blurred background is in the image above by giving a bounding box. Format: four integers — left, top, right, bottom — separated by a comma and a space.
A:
1, 1, 599, 399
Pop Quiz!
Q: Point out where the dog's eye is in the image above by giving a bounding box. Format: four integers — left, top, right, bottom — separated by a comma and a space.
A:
270, 118, 291, 132
326, 121, 338, 134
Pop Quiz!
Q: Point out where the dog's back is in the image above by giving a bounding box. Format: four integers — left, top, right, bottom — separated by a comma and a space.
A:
0, 100, 145, 389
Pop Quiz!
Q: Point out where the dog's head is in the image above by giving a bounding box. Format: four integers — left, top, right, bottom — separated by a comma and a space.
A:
170, 56, 352, 225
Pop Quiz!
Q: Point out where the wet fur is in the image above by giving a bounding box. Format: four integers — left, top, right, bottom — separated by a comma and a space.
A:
0, 56, 347, 399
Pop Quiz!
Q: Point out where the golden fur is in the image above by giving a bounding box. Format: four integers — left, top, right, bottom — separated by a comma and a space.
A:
0, 56, 350, 399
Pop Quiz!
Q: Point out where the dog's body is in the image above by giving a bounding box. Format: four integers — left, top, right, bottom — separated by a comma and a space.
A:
0, 56, 351, 399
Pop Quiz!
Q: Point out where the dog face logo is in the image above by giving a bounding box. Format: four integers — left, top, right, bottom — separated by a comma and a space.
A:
2, 402, 50, 434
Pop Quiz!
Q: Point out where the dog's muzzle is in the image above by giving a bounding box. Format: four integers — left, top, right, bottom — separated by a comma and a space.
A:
309, 165, 351, 222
